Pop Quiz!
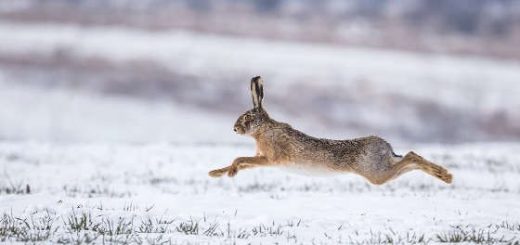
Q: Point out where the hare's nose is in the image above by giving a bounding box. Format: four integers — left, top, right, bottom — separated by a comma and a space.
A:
233, 127, 238, 132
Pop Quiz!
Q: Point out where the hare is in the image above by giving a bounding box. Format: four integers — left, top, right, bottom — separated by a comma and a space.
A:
208, 76, 453, 185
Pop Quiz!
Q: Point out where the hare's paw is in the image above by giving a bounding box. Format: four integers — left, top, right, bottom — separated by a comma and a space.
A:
441, 172, 453, 184
209, 168, 227, 178
227, 166, 238, 177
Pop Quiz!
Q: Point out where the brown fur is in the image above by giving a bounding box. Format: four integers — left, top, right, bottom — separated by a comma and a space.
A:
208, 76, 453, 185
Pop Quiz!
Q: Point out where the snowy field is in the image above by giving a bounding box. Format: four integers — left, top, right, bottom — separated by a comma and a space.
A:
1, 21, 520, 244
1, 142, 520, 244
1, 82, 519, 243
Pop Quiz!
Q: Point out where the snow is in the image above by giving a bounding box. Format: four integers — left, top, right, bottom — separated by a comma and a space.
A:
0, 21, 519, 243
1, 141, 519, 243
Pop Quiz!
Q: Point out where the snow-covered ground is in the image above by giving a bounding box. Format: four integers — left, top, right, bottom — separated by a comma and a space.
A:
1, 80, 519, 243
0, 142, 519, 244
1, 21, 519, 244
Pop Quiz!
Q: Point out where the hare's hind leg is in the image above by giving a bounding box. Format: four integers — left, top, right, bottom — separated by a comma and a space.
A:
362, 157, 417, 185
362, 151, 452, 185
385, 151, 452, 184
404, 151, 452, 184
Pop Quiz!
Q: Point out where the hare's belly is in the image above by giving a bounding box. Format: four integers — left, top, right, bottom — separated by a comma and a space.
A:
279, 162, 340, 176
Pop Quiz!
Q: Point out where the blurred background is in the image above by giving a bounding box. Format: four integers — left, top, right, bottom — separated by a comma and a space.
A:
0, 0, 519, 144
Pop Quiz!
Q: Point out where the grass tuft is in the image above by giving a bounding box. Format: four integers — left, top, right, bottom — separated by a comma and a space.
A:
435, 225, 509, 243
0, 182, 31, 195
0, 210, 56, 242
175, 219, 199, 235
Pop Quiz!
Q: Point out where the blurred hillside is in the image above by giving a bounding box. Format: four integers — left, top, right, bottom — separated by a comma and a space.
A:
2, 0, 520, 59
0, 0, 519, 144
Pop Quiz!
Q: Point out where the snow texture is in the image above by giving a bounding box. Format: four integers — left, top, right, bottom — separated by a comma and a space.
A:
1, 142, 519, 244
0, 21, 519, 244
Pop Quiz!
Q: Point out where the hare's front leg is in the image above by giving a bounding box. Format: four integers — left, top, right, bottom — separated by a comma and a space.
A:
227, 156, 269, 177
208, 166, 231, 177
208, 156, 269, 178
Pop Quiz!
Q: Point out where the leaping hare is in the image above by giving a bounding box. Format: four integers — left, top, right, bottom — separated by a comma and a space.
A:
209, 76, 453, 185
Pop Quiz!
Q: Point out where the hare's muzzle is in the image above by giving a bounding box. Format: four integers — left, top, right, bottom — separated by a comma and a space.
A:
233, 125, 245, 134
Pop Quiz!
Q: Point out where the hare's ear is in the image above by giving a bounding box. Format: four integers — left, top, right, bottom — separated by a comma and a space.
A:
250, 76, 264, 109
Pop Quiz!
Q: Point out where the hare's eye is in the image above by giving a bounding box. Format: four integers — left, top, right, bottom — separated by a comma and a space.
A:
244, 115, 251, 120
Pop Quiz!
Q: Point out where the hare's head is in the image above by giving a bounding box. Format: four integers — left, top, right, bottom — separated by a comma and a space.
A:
233, 76, 270, 135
